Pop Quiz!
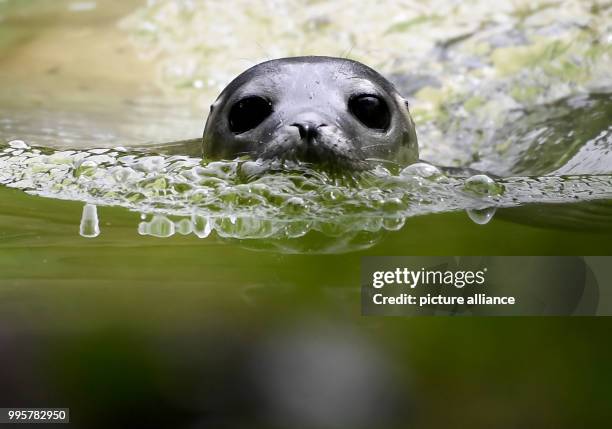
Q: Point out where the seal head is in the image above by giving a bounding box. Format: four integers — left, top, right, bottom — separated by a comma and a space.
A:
203, 56, 418, 169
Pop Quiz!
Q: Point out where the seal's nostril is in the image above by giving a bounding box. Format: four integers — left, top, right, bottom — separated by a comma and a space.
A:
291, 122, 326, 140
291, 123, 308, 139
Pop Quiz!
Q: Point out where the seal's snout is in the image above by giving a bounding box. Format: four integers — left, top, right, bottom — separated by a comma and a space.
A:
291, 121, 327, 141
290, 112, 328, 142
259, 122, 363, 169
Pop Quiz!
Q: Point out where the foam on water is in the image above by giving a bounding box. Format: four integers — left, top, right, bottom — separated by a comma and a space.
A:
1, 141, 611, 241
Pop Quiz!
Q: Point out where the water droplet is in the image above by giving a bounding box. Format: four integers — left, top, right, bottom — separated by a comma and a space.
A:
382, 217, 406, 231
192, 215, 213, 238
175, 218, 193, 235
463, 174, 504, 196
79, 204, 100, 237
400, 162, 443, 179
147, 215, 175, 237
466, 207, 497, 225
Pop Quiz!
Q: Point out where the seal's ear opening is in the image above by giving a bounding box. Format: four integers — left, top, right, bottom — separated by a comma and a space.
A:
394, 95, 419, 164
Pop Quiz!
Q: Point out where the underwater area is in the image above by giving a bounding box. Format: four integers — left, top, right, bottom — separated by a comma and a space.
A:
0, 0, 611, 428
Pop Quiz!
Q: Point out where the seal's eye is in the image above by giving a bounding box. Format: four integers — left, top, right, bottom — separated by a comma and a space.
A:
228, 96, 273, 134
348, 94, 390, 131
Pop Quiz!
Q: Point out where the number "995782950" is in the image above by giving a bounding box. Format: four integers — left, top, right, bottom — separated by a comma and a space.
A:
1, 408, 69, 424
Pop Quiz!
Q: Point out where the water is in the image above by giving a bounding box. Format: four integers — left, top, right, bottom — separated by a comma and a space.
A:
1, 1, 612, 428
1, 142, 611, 250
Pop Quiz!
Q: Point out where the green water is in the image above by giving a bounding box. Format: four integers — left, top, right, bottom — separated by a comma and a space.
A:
1, 0, 612, 428
1, 185, 612, 428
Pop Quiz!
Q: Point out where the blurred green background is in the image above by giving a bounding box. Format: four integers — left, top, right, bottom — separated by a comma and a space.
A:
1, 185, 611, 428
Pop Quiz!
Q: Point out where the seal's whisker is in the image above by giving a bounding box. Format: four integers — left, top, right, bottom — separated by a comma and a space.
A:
361, 143, 389, 149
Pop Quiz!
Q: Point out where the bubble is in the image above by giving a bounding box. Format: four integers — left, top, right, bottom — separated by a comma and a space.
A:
2, 143, 611, 246
216, 217, 276, 239
466, 207, 497, 225
79, 204, 100, 238
146, 215, 175, 237
400, 162, 443, 179
192, 215, 213, 238
463, 174, 504, 197
382, 217, 406, 231
175, 218, 193, 235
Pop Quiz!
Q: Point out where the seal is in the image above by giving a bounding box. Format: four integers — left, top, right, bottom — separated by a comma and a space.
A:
202, 56, 418, 169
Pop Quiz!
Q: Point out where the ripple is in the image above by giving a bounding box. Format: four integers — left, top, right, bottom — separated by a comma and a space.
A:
2, 143, 611, 241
